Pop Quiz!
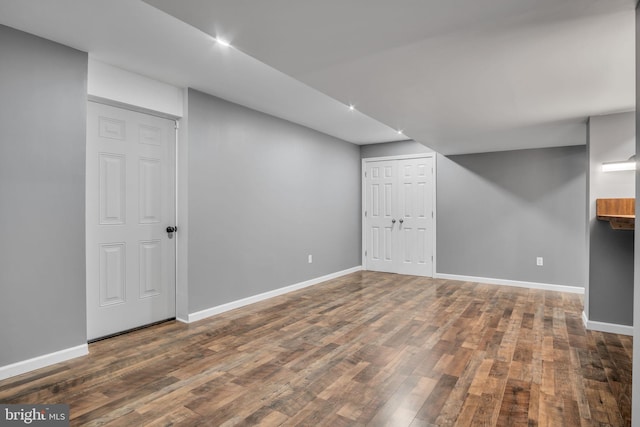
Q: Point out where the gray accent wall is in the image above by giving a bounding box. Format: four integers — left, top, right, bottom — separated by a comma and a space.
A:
587, 112, 635, 326
176, 88, 190, 322
634, 4, 640, 422
361, 141, 587, 288
437, 147, 586, 287
0, 25, 87, 365
187, 89, 361, 313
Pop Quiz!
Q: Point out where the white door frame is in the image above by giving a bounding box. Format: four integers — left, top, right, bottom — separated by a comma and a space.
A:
86, 96, 181, 338
361, 153, 437, 275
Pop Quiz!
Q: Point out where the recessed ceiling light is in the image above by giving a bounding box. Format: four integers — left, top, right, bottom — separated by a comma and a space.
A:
349, 105, 355, 111
215, 37, 231, 47
397, 130, 404, 135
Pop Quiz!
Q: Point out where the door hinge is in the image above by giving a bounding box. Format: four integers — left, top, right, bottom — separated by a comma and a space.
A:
431, 211, 434, 218
364, 210, 367, 217
174, 121, 180, 130
364, 171, 367, 178
365, 250, 368, 256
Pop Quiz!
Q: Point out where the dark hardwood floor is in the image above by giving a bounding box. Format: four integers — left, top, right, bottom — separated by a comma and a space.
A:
0, 271, 632, 426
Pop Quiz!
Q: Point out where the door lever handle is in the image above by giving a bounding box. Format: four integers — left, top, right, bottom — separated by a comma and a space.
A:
399, 219, 404, 224
391, 219, 396, 224
166, 226, 177, 233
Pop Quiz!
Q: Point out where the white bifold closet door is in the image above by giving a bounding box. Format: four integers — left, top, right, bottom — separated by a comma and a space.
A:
365, 157, 434, 277
86, 101, 176, 340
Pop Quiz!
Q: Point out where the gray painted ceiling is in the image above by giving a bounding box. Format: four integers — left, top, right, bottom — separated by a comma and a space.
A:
1, 0, 635, 154
145, 0, 636, 154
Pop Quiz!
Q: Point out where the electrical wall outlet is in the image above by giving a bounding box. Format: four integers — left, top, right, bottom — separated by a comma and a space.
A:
536, 257, 543, 266
308, 254, 313, 264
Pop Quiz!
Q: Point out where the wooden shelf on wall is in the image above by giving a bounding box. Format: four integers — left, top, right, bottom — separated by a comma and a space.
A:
596, 198, 635, 230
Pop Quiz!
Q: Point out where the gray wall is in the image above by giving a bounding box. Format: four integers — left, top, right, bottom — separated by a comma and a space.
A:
0, 25, 87, 365
589, 222, 633, 324
437, 146, 586, 287
587, 112, 635, 326
632, 3, 640, 423
360, 139, 433, 158
361, 142, 587, 288
187, 89, 361, 313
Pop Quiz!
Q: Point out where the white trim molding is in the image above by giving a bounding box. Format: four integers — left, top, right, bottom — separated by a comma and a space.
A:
0, 344, 88, 381
582, 311, 633, 336
362, 153, 435, 162
187, 266, 362, 323
434, 273, 585, 294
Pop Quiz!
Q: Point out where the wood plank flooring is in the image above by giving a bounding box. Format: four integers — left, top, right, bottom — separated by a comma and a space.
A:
0, 271, 632, 426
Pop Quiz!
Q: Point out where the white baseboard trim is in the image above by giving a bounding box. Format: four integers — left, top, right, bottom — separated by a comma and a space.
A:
187, 266, 363, 323
434, 273, 585, 295
0, 344, 88, 382
582, 311, 633, 336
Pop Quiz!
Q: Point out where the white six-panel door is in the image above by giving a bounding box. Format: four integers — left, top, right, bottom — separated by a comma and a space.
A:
396, 157, 434, 276
364, 156, 434, 277
86, 102, 176, 340
365, 161, 398, 273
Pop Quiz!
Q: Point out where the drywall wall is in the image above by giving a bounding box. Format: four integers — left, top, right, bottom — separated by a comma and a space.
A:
88, 59, 183, 118
360, 140, 433, 158
633, 4, 640, 422
361, 141, 587, 288
187, 89, 361, 313
0, 25, 87, 366
587, 112, 635, 327
437, 146, 586, 287
176, 88, 189, 322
